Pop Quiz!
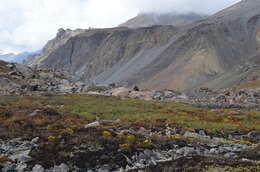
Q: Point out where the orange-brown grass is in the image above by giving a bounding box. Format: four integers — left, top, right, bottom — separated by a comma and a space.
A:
0, 94, 259, 135
239, 79, 260, 89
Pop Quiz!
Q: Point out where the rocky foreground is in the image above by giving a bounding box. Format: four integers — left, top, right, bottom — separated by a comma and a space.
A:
0, 94, 259, 172
1, 127, 259, 172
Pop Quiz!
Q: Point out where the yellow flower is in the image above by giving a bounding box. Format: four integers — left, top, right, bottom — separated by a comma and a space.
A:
48, 136, 56, 142
119, 143, 129, 149
64, 128, 74, 135
144, 139, 152, 144
127, 134, 135, 142
116, 133, 125, 140
102, 131, 112, 136
119, 143, 131, 153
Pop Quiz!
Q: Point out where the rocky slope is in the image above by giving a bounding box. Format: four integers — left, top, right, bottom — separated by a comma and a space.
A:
27, 0, 260, 92
0, 60, 87, 95
119, 12, 206, 28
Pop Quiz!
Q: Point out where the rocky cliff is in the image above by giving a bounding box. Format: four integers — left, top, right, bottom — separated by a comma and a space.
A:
27, 0, 260, 91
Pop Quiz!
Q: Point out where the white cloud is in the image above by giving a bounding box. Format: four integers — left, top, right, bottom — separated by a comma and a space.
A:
0, 0, 240, 53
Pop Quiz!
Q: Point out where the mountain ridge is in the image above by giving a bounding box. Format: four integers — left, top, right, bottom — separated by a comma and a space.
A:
26, 0, 260, 91
119, 12, 206, 28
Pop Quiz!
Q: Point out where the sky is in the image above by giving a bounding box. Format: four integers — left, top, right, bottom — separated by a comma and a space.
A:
0, 0, 240, 54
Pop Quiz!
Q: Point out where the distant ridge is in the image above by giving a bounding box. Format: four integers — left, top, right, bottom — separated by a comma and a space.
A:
0, 50, 41, 63
119, 12, 206, 28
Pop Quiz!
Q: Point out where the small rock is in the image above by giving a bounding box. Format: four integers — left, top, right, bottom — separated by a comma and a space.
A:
84, 121, 100, 128
199, 130, 206, 136
224, 152, 237, 158
29, 109, 41, 117
31, 137, 40, 144
149, 159, 157, 166
15, 163, 27, 172
137, 127, 146, 135
213, 137, 225, 142
97, 168, 109, 172
183, 147, 196, 156
209, 148, 219, 154
9, 150, 32, 163
53, 163, 69, 172
184, 131, 208, 140
32, 164, 45, 172
247, 131, 260, 141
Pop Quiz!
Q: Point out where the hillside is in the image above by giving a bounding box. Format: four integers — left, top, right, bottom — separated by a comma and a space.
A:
119, 12, 206, 28
27, 0, 260, 91
0, 60, 87, 94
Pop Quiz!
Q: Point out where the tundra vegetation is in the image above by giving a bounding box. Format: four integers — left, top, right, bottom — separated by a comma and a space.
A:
0, 94, 259, 171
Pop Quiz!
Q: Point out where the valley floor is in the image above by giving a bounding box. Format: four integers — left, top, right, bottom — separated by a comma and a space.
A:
0, 94, 259, 171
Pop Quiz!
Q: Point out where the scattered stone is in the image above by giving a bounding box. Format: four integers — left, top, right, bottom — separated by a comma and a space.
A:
84, 121, 100, 128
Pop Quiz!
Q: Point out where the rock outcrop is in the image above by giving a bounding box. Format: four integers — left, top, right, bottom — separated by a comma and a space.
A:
0, 60, 87, 95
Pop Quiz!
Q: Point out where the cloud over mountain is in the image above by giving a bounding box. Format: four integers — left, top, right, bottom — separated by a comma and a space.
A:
0, 0, 240, 53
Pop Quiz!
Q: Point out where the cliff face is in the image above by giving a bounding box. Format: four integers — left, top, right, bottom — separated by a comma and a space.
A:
27, 0, 260, 91
28, 26, 178, 83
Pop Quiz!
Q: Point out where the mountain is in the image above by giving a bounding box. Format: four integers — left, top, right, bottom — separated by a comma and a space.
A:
119, 13, 206, 28
26, 0, 260, 91
0, 53, 16, 61
0, 50, 41, 63
11, 50, 41, 63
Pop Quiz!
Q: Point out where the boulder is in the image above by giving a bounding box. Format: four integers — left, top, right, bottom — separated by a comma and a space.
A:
128, 91, 154, 100
111, 87, 130, 98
